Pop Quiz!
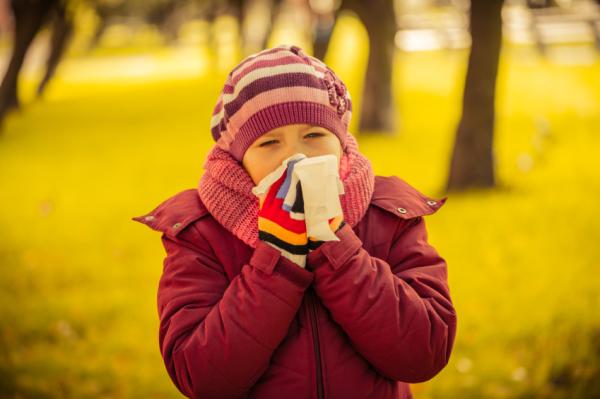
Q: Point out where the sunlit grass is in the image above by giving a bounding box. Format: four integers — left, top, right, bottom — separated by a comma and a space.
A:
1, 14, 599, 398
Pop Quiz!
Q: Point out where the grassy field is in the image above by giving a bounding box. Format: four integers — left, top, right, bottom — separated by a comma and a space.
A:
1, 15, 600, 398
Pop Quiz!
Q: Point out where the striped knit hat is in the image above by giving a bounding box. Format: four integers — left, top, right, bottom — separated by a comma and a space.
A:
209, 44, 353, 162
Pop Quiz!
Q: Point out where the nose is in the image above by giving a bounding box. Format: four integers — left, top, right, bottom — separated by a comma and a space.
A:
279, 139, 312, 165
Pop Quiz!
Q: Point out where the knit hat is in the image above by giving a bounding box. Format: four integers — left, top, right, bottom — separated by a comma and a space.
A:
209, 44, 353, 162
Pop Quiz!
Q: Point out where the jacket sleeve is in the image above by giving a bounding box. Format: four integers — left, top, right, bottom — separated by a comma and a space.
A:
157, 224, 314, 399
305, 216, 457, 384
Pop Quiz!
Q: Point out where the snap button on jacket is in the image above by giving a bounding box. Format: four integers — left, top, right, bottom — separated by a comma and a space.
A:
132, 175, 457, 399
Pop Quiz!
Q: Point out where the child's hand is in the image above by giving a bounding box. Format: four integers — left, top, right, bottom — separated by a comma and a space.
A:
255, 158, 309, 268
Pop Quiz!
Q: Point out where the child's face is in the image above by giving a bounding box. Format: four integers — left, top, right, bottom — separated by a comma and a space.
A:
242, 123, 343, 185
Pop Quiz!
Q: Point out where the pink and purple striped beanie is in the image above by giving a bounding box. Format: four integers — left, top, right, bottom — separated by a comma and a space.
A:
209, 44, 353, 162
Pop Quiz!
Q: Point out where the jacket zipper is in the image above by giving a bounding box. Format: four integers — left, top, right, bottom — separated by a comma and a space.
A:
308, 287, 324, 399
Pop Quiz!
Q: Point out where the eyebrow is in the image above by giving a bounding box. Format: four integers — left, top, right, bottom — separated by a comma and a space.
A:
263, 126, 321, 137
262, 131, 283, 137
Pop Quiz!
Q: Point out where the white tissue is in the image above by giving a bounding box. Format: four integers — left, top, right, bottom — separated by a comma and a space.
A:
286, 154, 344, 242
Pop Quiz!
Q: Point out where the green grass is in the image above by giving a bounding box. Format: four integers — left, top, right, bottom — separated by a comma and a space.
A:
1, 16, 600, 398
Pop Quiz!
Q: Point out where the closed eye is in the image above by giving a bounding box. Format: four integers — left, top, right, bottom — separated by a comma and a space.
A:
259, 139, 278, 147
305, 132, 324, 138
259, 132, 324, 147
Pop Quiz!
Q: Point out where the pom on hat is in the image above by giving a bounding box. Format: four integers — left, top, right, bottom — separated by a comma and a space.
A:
209, 44, 353, 162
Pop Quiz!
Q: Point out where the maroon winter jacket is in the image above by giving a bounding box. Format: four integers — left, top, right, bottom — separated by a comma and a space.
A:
132, 175, 457, 399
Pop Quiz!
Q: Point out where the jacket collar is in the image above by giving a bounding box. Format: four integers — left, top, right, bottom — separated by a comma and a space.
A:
131, 176, 447, 237
369, 175, 448, 219
131, 189, 209, 237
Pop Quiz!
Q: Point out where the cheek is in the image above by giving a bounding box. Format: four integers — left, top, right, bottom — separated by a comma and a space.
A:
243, 153, 262, 184
324, 138, 342, 159
250, 158, 279, 185
256, 165, 273, 184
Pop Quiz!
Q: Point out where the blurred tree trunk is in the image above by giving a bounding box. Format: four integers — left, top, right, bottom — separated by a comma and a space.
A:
312, 12, 335, 61
37, 3, 73, 98
226, 0, 245, 48
446, 0, 504, 191
0, 0, 57, 126
260, 0, 283, 50
344, 0, 396, 133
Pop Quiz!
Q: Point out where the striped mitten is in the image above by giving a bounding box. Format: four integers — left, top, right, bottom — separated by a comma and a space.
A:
253, 155, 309, 268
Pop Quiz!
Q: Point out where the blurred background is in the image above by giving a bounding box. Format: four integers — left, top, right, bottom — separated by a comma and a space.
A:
1, 0, 599, 397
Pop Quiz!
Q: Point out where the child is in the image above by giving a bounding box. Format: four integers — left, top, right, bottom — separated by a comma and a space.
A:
132, 44, 457, 399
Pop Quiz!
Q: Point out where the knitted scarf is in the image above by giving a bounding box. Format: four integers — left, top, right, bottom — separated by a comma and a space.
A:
197, 132, 375, 249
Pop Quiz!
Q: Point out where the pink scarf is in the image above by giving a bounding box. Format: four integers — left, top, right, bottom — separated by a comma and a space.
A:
197, 133, 375, 248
